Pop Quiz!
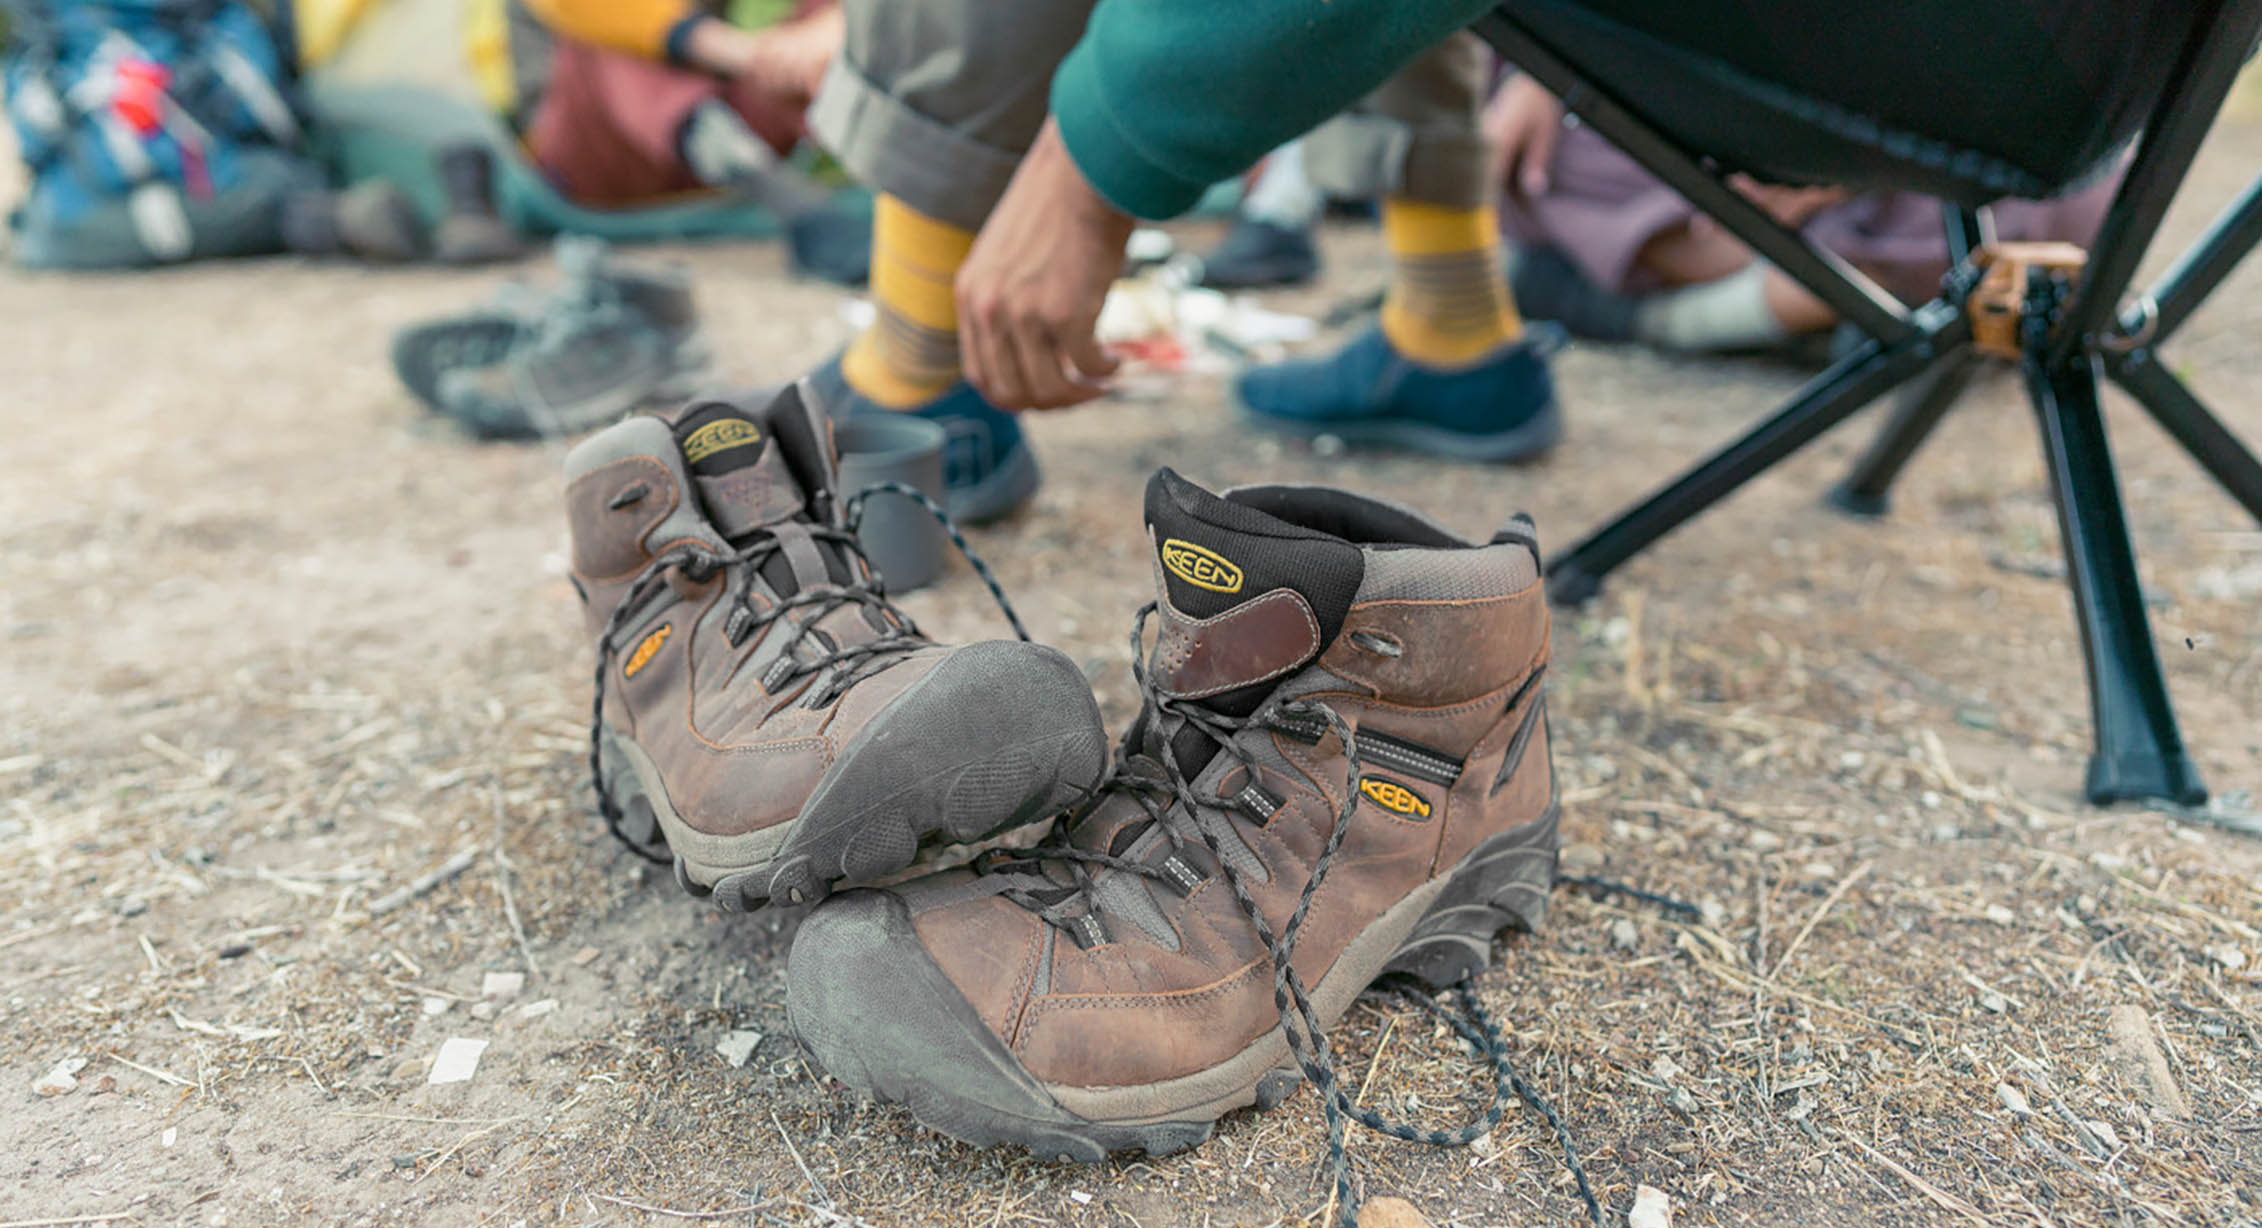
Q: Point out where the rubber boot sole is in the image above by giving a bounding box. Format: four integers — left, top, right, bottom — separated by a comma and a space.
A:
391, 314, 523, 412
1239, 397, 1565, 465
785, 799, 1559, 1159
598, 641, 1108, 911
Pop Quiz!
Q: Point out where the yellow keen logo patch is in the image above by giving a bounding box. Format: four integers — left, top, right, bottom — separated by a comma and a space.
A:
1160, 538, 1244, 594
622, 623, 672, 678
680, 418, 761, 464
1359, 777, 1432, 819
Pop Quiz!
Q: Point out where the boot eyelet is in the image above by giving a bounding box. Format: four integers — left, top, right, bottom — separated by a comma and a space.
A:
1349, 630, 1404, 659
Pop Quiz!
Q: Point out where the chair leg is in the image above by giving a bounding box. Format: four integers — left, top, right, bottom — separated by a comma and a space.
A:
2108, 351, 2262, 527
1547, 334, 1949, 604
2024, 354, 2207, 806
1827, 351, 1985, 518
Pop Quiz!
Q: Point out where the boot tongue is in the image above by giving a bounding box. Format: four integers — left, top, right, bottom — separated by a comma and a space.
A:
673, 401, 809, 543
1134, 468, 1364, 770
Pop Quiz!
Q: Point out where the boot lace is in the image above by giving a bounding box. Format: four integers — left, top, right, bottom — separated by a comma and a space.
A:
588, 481, 1027, 864
978, 603, 1601, 1228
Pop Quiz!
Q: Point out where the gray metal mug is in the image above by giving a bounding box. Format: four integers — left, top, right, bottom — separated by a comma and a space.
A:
835, 415, 949, 591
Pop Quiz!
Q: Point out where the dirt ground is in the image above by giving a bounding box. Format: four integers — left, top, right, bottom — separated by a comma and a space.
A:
4, 109, 2261, 1228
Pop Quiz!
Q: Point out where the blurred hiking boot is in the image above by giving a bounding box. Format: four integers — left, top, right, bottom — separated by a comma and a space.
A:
1507, 244, 1637, 343
280, 179, 424, 263
567, 385, 1108, 909
805, 355, 1040, 525
431, 144, 526, 266
789, 470, 1557, 1171
1197, 216, 1319, 290
392, 237, 710, 439
1236, 323, 1563, 463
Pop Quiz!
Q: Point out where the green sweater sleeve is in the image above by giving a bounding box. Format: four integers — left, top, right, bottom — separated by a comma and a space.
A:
1049, 0, 1497, 219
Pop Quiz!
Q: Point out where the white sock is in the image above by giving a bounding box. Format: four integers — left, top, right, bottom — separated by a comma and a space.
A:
681, 101, 780, 184
1631, 264, 1789, 352
1241, 141, 1322, 229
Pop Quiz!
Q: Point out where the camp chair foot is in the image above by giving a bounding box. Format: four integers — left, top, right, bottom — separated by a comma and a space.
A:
1830, 351, 1986, 519
2086, 750, 2207, 809
2025, 355, 2207, 808
1545, 561, 1605, 607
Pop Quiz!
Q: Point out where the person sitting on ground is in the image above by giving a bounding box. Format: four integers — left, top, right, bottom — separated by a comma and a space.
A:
1484, 74, 2121, 353
518, 0, 867, 281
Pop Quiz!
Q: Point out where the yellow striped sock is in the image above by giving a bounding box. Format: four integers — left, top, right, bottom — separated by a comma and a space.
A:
841, 195, 974, 409
1377, 198, 1522, 368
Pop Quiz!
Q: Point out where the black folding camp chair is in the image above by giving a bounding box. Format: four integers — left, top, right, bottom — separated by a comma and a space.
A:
1472, 0, 2262, 806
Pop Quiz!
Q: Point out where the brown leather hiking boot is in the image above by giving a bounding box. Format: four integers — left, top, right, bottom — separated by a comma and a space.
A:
564, 383, 1109, 909
787, 469, 1559, 1173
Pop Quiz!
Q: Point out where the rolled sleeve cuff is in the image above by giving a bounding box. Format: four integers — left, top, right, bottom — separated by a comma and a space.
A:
1049, 49, 1214, 220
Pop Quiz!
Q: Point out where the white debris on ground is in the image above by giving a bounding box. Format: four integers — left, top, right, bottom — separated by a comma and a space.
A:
1630, 1184, 1674, 1228
480, 971, 525, 1000
428, 1037, 489, 1085
715, 1030, 762, 1069
35, 1057, 87, 1096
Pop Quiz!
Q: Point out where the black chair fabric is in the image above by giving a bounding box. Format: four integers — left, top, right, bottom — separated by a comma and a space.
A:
1507, 0, 2214, 204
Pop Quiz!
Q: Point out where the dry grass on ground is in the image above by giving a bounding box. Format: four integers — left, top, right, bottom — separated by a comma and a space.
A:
2, 123, 2259, 1228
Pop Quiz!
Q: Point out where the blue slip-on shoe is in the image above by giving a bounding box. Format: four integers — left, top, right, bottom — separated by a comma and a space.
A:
806, 356, 1041, 525
1236, 323, 1564, 463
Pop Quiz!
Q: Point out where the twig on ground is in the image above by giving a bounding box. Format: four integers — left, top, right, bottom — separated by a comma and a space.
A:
368, 847, 480, 917
411, 1115, 523, 1184
589, 1194, 761, 1220
771, 1110, 829, 1204
0, 1215, 139, 1228
1772, 861, 1872, 979
105, 1052, 194, 1088
1837, 1130, 1988, 1226
490, 779, 541, 976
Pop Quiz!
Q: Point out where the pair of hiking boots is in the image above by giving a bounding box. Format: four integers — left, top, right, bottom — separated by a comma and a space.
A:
563, 383, 1561, 1197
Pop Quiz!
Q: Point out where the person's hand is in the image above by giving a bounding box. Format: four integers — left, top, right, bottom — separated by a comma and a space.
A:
956, 118, 1132, 410
1727, 175, 1849, 227
743, 6, 843, 104
1483, 76, 1565, 198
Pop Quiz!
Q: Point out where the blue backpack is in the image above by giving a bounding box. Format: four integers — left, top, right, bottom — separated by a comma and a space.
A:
4, 0, 304, 264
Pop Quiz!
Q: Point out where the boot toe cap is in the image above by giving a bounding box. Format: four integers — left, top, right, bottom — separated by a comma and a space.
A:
787, 889, 1067, 1142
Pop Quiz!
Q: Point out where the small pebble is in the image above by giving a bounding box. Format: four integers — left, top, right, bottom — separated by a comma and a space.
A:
1984, 904, 2016, 925
480, 972, 525, 1001
1559, 842, 1606, 875
1978, 990, 2009, 1014
422, 997, 451, 1017
1667, 1087, 1699, 1115
1608, 918, 1639, 951
470, 1001, 496, 1021
571, 947, 602, 966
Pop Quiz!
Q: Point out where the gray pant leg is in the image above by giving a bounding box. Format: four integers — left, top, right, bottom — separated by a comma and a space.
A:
1303, 33, 1491, 209
810, 0, 1098, 232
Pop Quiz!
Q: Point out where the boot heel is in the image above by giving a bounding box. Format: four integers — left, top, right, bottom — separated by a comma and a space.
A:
1380, 801, 1560, 989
